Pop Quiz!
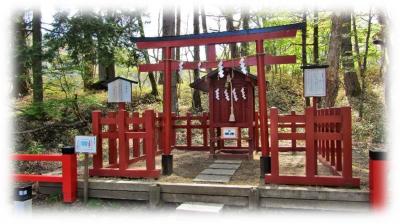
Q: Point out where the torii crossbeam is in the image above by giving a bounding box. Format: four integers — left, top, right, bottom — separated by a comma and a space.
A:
134, 22, 305, 175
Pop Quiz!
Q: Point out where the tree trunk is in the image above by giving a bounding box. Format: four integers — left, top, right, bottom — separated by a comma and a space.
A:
225, 9, 238, 58
14, 11, 30, 97
313, 10, 319, 64
98, 63, 107, 81
358, 11, 373, 119
32, 9, 43, 103
200, 6, 213, 73
324, 12, 343, 107
162, 6, 178, 113
192, 5, 202, 112
82, 59, 95, 89
137, 15, 158, 96
240, 8, 250, 57
341, 11, 361, 106
302, 12, 310, 107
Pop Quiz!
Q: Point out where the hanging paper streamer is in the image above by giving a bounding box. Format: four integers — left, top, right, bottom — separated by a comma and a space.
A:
241, 87, 246, 100
224, 88, 230, 101
178, 61, 184, 76
197, 61, 202, 70
232, 88, 238, 102
239, 57, 248, 75
218, 60, 224, 78
215, 88, 220, 101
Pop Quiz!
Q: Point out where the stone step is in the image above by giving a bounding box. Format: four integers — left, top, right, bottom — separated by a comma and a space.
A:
200, 168, 236, 176
209, 163, 241, 169
214, 160, 242, 164
176, 202, 224, 213
193, 174, 231, 183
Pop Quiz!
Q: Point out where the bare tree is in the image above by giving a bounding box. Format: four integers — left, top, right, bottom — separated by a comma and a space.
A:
240, 7, 250, 56
192, 5, 202, 112
137, 15, 158, 96
341, 11, 361, 106
324, 12, 343, 107
358, 11, 373, 119
162, 5, 178, 112
224, 8, 239, 58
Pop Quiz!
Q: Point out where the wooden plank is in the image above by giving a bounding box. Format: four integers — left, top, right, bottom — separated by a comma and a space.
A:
277, 133, 306, 140
259, 198, 369, 212
265, 175, 360, 187
81, 189, 149, 201
40, 179, 153, 192
278, 115, 306, 123
314, 115, 342, 124
258, 186, 369, 202
315, 132, 342, 140
159, 183, 251, 197
161, 193, 248, 207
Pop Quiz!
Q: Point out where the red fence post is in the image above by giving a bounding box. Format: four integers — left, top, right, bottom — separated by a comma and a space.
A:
305, 107, 316, 177
270, 108, 279, 177
117, 108, 128, 171
132, 112, 140, 157
329, 109, 336, 167
369, 149, 387, 211
187, 113, 192, 148
202, 112, 208, 148
61, 153, 77, 203
341, 107, 352, 181
291, 111, 296, 150
108, 112, 117, 165
144, 110, 156, 171
335, 108, 343, 171
92, 111, 102, 170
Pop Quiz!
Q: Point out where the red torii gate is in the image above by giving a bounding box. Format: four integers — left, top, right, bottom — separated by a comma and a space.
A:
134, 23, 304, 175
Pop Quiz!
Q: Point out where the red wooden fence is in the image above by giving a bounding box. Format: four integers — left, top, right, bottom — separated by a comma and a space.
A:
265, 107, 360, 187
90, 109, 160, 178
13, 153, 77, 203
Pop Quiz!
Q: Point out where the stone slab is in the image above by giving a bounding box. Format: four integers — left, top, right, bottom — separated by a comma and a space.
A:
176, 202, 224, 213
200, 169, 236, 176
214, 160, 242, 164
209, 163, 241, 170
193, 174, 231, 183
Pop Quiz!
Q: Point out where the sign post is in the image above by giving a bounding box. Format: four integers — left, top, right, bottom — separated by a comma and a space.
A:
302, 65, 328, 108
75, 136, 97, 203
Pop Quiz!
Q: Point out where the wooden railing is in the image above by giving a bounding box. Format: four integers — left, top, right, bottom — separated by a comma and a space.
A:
13, 153, 77, 203
266, 107, 360, 187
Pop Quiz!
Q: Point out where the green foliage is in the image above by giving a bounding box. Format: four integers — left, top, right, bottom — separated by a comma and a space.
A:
27, 141, 45, 154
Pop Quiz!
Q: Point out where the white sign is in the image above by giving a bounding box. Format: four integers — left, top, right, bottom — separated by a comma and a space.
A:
107, 79, 132, 103
304, 68, 326, 97
221, 127, 238, 139
75, 136, 97, 154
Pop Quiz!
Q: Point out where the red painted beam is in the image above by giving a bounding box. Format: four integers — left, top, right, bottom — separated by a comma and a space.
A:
12, 154, 63, 162
137, 29, 298, 49
14, 174, 63, 183
139, 55, 296, 73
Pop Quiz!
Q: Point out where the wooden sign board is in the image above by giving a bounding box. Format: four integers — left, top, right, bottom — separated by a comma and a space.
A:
221, 127, 238, 139
304, 68, 326, 97
107, 79, 132, 103
75, 136, 97, 154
